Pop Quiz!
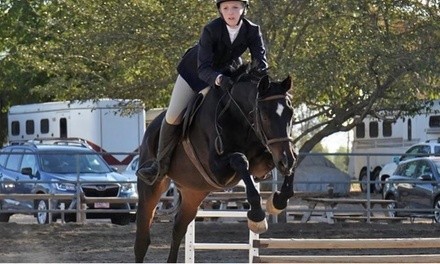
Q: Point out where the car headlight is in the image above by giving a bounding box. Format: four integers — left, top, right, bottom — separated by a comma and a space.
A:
54, 182, 77, 191
121, 182, 135, 192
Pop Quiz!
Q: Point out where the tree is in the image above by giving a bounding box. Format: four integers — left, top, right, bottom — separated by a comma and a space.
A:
250, 0, 440, 157
0, 0, 54, 143
9, 0, 217, 108
0, 0, 215, 143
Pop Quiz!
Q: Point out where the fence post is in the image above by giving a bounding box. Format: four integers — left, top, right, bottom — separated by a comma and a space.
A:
366, 155, 372, 223
185, 220, 196, 263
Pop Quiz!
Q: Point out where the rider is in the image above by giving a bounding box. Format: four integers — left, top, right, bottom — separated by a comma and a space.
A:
136, 0, 268, 184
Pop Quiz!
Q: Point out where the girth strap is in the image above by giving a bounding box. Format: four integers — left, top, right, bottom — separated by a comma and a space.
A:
182, 137, 224, 189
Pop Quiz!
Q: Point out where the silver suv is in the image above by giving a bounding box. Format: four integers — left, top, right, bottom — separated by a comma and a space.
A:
375, 139, 440, 193
0, 140, 137, 225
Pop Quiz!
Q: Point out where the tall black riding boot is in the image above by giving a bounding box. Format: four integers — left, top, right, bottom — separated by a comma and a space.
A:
136, 120, 179, 185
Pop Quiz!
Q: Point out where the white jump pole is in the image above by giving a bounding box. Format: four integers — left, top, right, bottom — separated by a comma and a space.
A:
185, 210, 260, 263
185, 182, 262, 263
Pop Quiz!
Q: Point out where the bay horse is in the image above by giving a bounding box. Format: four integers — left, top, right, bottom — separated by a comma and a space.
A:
134, 65, 296, 262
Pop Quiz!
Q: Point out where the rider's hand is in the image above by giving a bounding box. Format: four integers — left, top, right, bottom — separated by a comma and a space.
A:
219, 75, 234, 91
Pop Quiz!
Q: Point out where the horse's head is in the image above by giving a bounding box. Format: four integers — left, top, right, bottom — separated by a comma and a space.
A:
254, 75, 296, 176
219, 64, 296, 176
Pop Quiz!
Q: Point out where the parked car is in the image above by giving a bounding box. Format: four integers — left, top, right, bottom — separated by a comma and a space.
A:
382, 157, 440, 222
122, 155, 177, 211
375, 139, 440, 193
122, 155, 248, 212
0, 140, 137, 225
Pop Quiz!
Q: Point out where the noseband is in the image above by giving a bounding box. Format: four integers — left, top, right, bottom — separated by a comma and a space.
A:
254, 94, 294, 149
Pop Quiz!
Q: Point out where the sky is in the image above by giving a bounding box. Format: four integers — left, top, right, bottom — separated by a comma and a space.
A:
321, 131, 352, 152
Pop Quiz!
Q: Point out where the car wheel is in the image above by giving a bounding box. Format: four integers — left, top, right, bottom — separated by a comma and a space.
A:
434, 198, 440, 223
64, 214, 77, 223
359, 170, 375, 193
0, 202, 11, 222
36, 199, 50, 224
111, 215, 131, 225
386, 196, 397, 218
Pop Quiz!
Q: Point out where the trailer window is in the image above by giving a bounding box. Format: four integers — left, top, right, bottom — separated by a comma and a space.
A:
383, 120, 393, 137
429, 115, 440, 128
10, 121, 20, 136
369, 121, 378, 138
355, 122, 365, 138
60, 118, 67, 138
26, 120, 34, 135
40, 119, 49, 134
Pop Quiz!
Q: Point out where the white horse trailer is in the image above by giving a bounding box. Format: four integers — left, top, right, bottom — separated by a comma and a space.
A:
7, 99, 146, 168
349, 100, 440, 191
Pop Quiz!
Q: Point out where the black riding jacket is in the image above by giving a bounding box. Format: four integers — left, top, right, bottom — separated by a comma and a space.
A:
177, 17, 268, 92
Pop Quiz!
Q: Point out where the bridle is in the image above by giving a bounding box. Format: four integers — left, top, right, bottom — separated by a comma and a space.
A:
214, 81, 294, 155
254, 94, 294, 149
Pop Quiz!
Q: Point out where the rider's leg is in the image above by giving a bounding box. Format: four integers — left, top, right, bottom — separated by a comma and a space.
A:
136, 75, 195, 184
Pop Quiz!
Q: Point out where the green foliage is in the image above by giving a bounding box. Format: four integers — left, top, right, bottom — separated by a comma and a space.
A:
259, 0, 440, 153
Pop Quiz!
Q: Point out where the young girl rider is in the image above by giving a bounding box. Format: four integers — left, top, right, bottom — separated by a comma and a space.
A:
136, 0, 268, 184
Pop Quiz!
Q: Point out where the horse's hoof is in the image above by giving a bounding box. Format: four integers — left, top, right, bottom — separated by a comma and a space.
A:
266, 192, 284, 215
248, 218, 268, 234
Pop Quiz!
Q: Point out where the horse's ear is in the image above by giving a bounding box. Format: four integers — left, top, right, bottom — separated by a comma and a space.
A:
281, 76, 292, 93
257, 75, 270, 96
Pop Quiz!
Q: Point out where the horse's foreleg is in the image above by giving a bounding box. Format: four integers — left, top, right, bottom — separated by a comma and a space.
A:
167, 190, 209, 263
134, 179, 170, 263
266, 170, 295, 215
228, 153, 267, 234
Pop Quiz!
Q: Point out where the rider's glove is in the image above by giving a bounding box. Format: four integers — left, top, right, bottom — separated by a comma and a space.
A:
219, 75, 234, 91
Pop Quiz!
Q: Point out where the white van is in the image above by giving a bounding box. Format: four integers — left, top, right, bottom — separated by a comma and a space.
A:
348, 100, 440, 192
8, 99, 146, 168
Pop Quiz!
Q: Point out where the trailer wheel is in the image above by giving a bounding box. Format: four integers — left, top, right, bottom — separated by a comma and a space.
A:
359, 170, 375, 193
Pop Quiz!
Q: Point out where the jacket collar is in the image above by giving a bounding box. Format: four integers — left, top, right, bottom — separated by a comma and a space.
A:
221, 19, 247, 48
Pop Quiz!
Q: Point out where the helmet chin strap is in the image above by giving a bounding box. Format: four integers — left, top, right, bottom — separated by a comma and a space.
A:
237, 13, 245, 26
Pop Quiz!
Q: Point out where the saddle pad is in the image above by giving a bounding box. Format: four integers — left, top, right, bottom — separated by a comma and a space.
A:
182, 92, 205, 139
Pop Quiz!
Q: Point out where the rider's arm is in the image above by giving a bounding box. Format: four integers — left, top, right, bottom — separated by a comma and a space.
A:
197, 24, 222, 88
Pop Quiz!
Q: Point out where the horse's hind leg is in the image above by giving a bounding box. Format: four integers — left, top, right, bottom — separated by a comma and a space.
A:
266, 171, 295, 215
166, 189, 209, 263
134, 178, 171, 263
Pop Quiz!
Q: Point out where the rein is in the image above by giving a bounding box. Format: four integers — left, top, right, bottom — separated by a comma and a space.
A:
254, 94, 294, 148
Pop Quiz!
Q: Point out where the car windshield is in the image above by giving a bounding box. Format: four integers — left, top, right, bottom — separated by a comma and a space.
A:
40, 152, 112, 174
435, 160, 440, 175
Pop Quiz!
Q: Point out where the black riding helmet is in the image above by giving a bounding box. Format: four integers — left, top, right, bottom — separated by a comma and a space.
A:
216, 0, 249, 9
216, 0, 249, 25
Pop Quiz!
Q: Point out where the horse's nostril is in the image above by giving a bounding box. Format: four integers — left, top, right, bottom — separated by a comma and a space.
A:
278, 155, 288, 170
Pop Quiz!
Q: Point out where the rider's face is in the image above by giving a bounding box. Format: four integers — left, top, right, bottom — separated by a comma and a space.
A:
219, 1, 245, 27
